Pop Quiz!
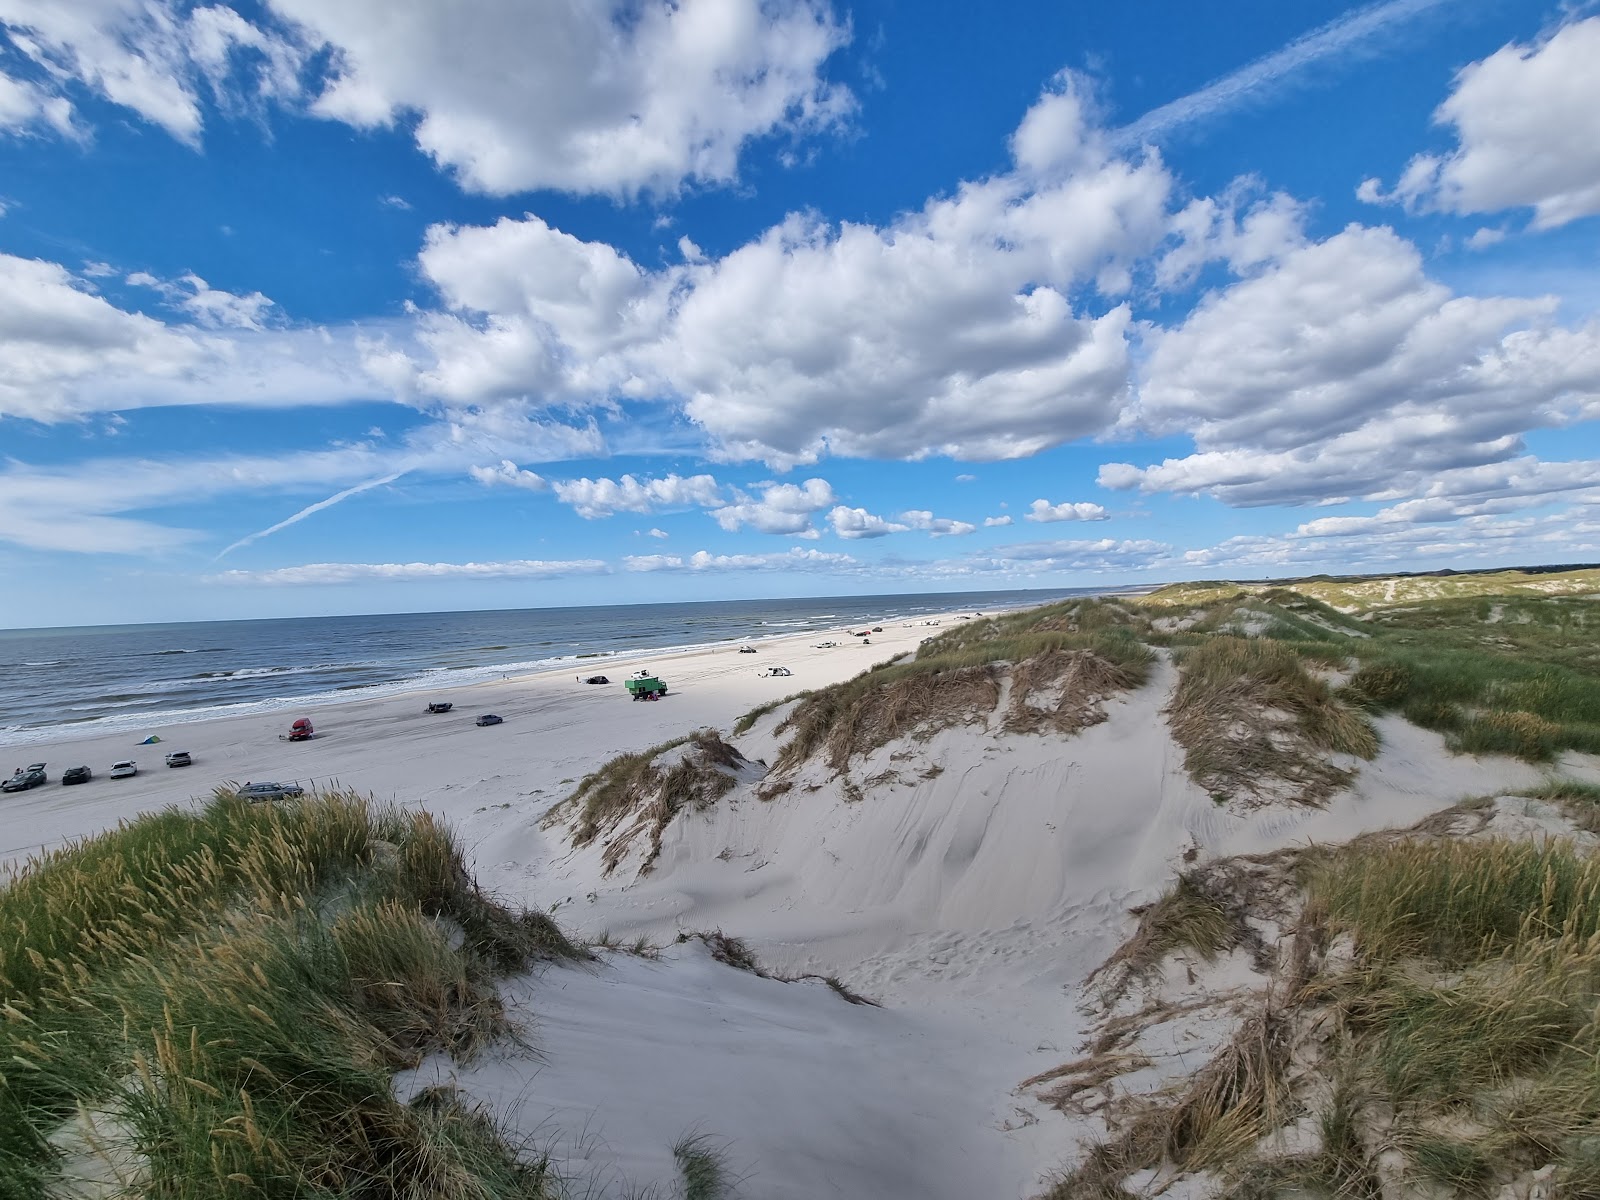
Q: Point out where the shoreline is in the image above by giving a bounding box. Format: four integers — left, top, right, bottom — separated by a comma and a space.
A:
0, 604, 995, 866
1, 593, 1063, 750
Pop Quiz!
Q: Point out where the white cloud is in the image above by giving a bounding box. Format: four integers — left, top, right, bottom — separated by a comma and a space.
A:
828, 505, 908, 539
986, 537, 1171, 571
1112, 0, 1451, 150
1105, 225, 1600, 506
647, 527, 668, 539
983, 515, 1013, 527
0, 66, 75, 136
267, 0, 852, 197
468, 460, 548, 491
1156, 184, 1306, 289
955, 473, 976, 483
1179, 508, 1600, 575
623, 546, 856, 572
218, 470, 407, 557
710, 478, 835, 535
1026, 498, 1109, 522
0, 0, 305, 141
900, 510, 977, 537
552, 473, 723, 519
0, 252, 389, 423
1386, 18, 1600, 229
212, 557, 609, 585
402, 72, 1170, 464
1465, 227, 1506, 251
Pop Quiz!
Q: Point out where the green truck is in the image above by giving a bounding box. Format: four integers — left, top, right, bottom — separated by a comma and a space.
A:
625, 674, 668, 700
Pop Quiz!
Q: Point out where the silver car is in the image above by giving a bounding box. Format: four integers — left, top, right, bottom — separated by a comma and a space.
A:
237, 781, 305, 802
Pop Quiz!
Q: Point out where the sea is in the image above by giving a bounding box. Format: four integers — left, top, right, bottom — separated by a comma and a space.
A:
0, 588, 1102, 747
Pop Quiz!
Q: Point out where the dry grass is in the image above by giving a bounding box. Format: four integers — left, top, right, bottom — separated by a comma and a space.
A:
0, 789, 571, 1199
773, 662, 1003, 774
1091, 870, 1270, 1000
674, 930, 879, 1006
1006, 648, 1146, 735
1168, 636, 1377, 808
769, 618, 1152, 779
545, 731, 748, 877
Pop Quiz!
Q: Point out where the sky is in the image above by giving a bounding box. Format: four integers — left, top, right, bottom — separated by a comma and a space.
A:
3, 0, 1600, 628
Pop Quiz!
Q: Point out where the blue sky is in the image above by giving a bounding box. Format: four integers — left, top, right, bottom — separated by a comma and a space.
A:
3, 0, 1600, 627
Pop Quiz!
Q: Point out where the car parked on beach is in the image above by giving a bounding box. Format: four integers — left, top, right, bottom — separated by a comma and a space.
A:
738, 646, 757, 654
3, 764, 46, 792
109, 760, 137, 779
426, 701, 454, 713
164, 751, 192, 768
476, 713, 504, 726
237, 781, 305, 802
62, 765, 93, 785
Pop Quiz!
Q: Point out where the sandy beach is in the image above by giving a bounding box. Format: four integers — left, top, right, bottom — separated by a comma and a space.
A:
0, 612, 964, 871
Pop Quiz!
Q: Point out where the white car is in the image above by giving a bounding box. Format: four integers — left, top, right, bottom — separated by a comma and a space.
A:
813, 641, 838, 648
109, 760, 137, 779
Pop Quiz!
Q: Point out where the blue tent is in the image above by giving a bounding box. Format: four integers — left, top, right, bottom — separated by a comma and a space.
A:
138, 735, 161, 744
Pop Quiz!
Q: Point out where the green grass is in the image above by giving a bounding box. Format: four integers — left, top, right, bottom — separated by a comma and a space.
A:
1168, 636, 1376, 807
732, 689, 813, 735
770, 615, 1152, 775
0, 789, 575, 1200
544, 731, 745, 876
672, 1132, 734, 1200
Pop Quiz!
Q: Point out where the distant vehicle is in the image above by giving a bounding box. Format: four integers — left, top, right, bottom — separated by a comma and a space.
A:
813, 641, 838, 648
426, 701, 454, 714
625, 675, 668, 701
631, 668, 655, 679
871, 626, 883, 633
850, 630, 871, 637
284, 717, 314, 741
237, 781, 305, 802
109, 760, 137, 779
476, 713, 504, 726
2, 765, 45, 792
164, 751, 192, 768
62, 765, 93, 785
764, 666, 793, 677
737, 646, 758, 654
584, 675, 610, 685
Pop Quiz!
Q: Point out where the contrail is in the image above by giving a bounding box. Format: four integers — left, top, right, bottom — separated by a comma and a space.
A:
1111, 0, 1454, 150
217, 469, 408, 558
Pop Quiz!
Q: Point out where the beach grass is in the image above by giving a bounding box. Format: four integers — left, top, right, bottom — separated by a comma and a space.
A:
545, 730, 745, 875
1167, 635, 1376, 807
0, 788, 575, 1200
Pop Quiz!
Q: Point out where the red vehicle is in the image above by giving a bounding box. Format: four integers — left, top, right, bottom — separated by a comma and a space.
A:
286, 717, 314, 741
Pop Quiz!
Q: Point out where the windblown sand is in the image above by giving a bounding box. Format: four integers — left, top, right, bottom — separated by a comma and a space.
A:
1, 610, 1561, 1198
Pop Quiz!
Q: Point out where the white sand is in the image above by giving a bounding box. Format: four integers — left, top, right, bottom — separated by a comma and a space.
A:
2, 610, 1556, 1198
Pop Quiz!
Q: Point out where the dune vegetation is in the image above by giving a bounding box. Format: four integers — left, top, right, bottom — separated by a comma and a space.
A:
1049, 819, 1600, 1199
0, 788, 579, 1200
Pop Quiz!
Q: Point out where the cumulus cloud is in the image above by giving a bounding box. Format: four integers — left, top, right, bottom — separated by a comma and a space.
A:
1383, 18, 1600, 229
647, 527, 668, 539
552, 473, 723, 519
624, 546, 856, 572
986, 537, 1171, 570
0, 0, 304, 142
900, 510, 977, 537
267, 0, 851, 197
212, 557, 609, 585
1180, 508, 1600, 575
0, 66, 75, 136
710, 478, 835, 535
983, 515, 1013, 527
468, 460, 548, 491
1104, 225, 1600, 506
828, 505, 908, 539
402, 70, 1170, 464
1026, 498, 1109, 522
0, 252, 388, 423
